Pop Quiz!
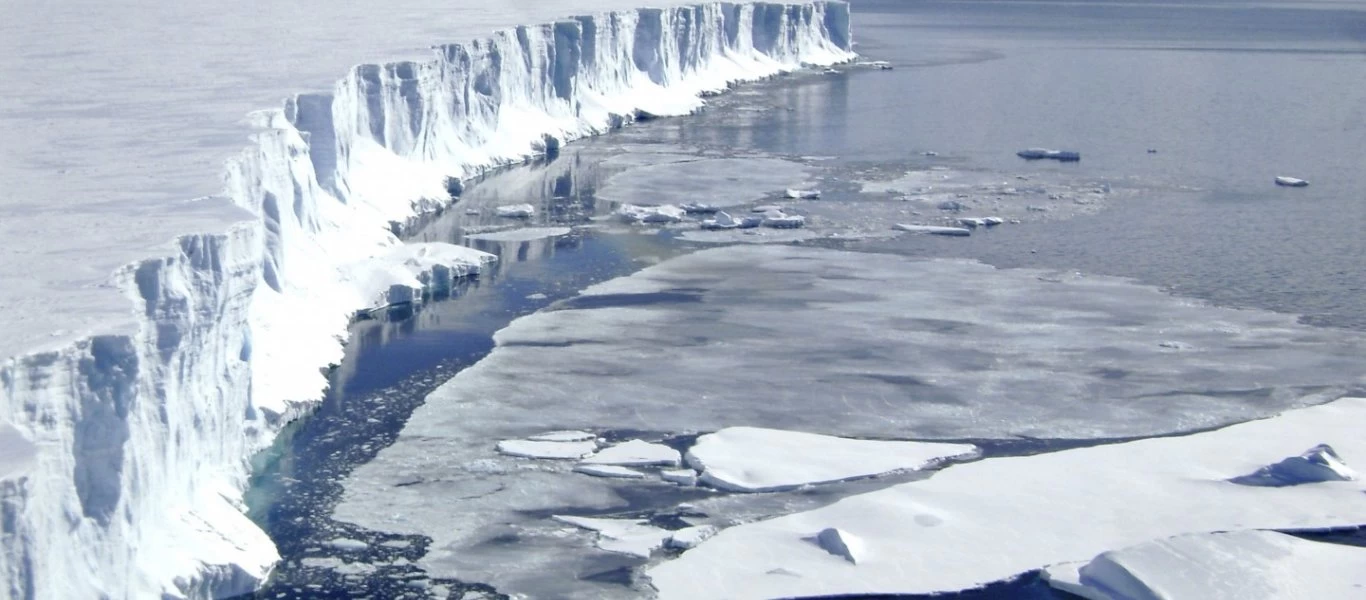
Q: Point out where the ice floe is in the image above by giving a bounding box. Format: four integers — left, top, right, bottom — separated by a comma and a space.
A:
616, 204, 687, 224
572, 464, 648, 479
527, 430, 597, 443
581, 439, 682, 467
553, 516, 671, 558
1275, 176, 1309, 187
686, 427, 977, 492
647, 397, 1366, 598
1042, 530, 1366, 600
785, 188, 822, 199
495, 439, 597, 460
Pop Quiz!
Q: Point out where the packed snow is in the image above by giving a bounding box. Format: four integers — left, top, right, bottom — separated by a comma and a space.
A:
0, 2, 855, 595
1042, 530, 1366, 600
581, 440, 682, 467
686, 427, 976, 492
646, 397, 1366, 599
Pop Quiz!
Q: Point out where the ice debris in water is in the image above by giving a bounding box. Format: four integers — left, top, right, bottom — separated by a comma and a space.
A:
813, 528, 865, 564
784, 188, 821, 199
617, 203, 686, 224
495, 203, 535, 218
572, 464, 648, 479
325, 538, 369, 551
495, 439, 597, 460
1230, 444, 1356, 487
893, 223, 971, 237
581, 439, 681, 467
1275, 176, 1309, 187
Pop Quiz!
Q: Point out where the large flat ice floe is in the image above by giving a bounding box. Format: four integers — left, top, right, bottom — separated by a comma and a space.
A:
0, 2, 855, 596
646, 397, 1366, 599
686, 427, 976, 492
1042, 530, 1366, 600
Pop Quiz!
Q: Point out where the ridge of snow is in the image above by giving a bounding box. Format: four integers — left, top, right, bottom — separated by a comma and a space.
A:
0, 2, 854, 597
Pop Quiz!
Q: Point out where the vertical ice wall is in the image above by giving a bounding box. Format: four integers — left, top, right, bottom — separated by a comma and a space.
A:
0, 2, 852, 598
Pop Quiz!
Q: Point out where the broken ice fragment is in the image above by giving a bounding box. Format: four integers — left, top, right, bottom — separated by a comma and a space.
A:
784, 188, 821, 199
1230, 443, 1356, 487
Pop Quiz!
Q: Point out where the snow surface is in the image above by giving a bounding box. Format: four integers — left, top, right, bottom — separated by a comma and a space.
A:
581, 439, 682, 467
496, 439, 598, 460
686, 427, 976, 492
647, 397, 1366, 599
1042, 530, 1366, 600
0, 3, 855, 594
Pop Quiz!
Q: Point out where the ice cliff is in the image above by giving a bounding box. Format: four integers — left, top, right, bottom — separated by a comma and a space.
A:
0, 2, 853, 598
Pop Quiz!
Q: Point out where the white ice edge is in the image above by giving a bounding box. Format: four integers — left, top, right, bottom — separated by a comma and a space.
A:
0, 3, 855, 597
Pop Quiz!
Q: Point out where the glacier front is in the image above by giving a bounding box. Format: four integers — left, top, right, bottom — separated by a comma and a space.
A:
0, 2, 854, 597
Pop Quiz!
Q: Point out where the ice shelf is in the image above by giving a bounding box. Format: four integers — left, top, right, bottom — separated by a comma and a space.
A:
0, 2, 855, 597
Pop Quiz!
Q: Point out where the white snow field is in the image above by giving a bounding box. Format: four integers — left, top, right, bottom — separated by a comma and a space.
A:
686, 427, 976, 492
647, 397, 1366, 599
0, 2, 855, 597
335, 244, 1366, 597
1042, 530, 1366, 600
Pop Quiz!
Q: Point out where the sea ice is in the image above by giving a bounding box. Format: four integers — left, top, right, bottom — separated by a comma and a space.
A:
553, 516, 671, 558
785, 188, 822, 199
686, 427, 976, 492
647, 397, 1366, 599
1042, 530, 1366, 600
527, 430, 597, 443
700, 211, 741, 230
572, 464, 648, 479
761, 213, 807, 228
893, 223, 971, 236
581, 439, 682, 467
325, 538, 369, 552
616, 204, 687, 224
596, 157, 811, 208
464, 227, 572, 242
495, 204, 536, 218
661, 469, 700, 486
495, 439, 597, 460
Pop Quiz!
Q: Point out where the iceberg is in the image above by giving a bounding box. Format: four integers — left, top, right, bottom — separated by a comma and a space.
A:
1275, 176, 1310, 187
685, 426, 977, 492
0, 1, 854, 595
646, 397, 1366, 599
1042, 530, 1366, 600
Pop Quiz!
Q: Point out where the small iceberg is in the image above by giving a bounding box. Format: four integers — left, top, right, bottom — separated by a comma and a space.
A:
784, 188, 821, 199
894, 224, 971, 237
762, 213, 806, 229
1017, 148, 1081, 162
495, 204, 535, 218
1275, 176, 1309, 187
617, 204, 686, 224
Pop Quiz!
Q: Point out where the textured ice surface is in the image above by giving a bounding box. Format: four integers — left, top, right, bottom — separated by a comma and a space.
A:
1042, 530, 1366, 600
648, 397, 1366, 599
686, 427, 976, 492
582, 440, 682, 467
0, 2, 854, 595
597, 158, 811, 207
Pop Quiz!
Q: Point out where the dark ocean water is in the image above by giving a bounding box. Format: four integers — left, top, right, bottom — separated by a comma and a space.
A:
245, 1, 1366, 598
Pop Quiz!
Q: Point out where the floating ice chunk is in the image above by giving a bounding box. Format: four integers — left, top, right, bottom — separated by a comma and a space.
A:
1043, 530, 1366, 600
465, 227, 571, 242
812, 528, 865, 564
700, 211, 740, 230
1230, 443, 1356, 487
573, 464, 648, 479
893, 224, 971, 236
661, 469, 699, 486
355, 243, 495, 309
752, 205, 784, 213
685, 427, 977, 493
762, 214, 807, 229
553, 516, 671, 558
648, 398, 1366, 599
325, 538, 369, 552
581, 439, 682, 467
618, 204, 687, 224
982, 217, 1004, 226
681, 203, 720, 214
495, 439, 597, 460
1017, 148, 1081, 161
495, 204, 535, 218
667, 526, 719, 550
1275, 176, 1309, 187
784, 189, 821, 199
527, 430, 596, 443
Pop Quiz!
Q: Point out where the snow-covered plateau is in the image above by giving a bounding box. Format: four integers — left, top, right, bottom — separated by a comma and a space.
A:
0, 2, 855, 597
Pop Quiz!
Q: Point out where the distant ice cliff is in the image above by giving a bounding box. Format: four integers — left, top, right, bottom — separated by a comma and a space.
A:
0, 2, 852, 598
